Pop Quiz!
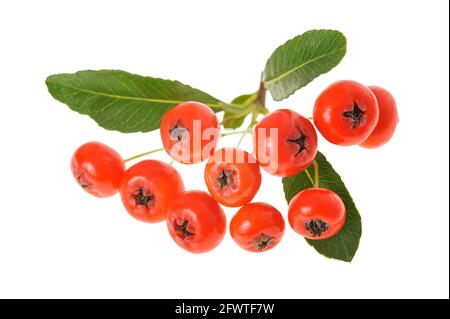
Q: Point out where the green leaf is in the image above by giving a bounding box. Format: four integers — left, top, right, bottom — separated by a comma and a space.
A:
46, 70, 223, 133
263, 30, 347, 101
282, 152, 361, 262
222, 93, 256, 129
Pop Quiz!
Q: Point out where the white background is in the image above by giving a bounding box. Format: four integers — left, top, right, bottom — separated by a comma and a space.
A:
0, 0, 448, 299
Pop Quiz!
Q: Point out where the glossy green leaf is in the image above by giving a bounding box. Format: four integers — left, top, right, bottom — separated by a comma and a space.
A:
46, 70, 223, 133
263, 30, 347, 101
283, 152, 362, 262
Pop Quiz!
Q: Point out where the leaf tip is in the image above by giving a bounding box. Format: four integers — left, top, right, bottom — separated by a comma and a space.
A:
44, 74, 54, 87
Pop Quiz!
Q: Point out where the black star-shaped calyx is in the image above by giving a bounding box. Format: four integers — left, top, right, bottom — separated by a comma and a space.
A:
343, 102, 366, 128
175, 220, 194, 238
133, 187, 154, 207
287, 128, 308, 156
217, 169, 234, 189
170, 121, 189, 142
304, 219, 329, 237
252, 233, 275, 251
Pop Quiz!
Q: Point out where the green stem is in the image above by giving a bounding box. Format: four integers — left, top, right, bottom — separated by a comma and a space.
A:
236, 113, 259, 148
307, 116, 314, 121
304, 168, 315, 186
221, 128, 253, 137
312, 159, 320, 187
124, 147, 164, 163
236, 131, 247, 148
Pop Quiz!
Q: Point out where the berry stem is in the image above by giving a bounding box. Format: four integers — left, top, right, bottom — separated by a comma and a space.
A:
236, 113, 258, 148
312, 159, 320, 188
307, 116, 314, 121
124, 147, 164, 163
304, 168, 315, 186
236, 130, 247, 148
221, 127, 253, 137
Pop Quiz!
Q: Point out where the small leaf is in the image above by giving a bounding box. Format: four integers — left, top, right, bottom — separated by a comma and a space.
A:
46, 70, 223, 133
282, 152, 361, 262
263, 30, 347, 101
231, 93, 256, 105
222, 93, 256, 129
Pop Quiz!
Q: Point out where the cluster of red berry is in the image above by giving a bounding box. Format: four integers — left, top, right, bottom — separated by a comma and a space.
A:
71, 80, 398, 254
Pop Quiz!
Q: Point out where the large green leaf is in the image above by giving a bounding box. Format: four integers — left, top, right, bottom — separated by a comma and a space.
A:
283, 152, 361, 262
46, 70, 224, 133
263, 30, 347, 101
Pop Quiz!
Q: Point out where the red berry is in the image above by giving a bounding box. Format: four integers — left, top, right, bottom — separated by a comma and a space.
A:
71, 142, 125, 198
204, 148, 261, 207
254, 109, 318, 177
314, 80, 379, 146
160, 101, 220, 164
288, 188, 346, 240
230, 202, 285, 252
167, 191, 226, 253
360, 86, 399, 148
120, 160, 184, 223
